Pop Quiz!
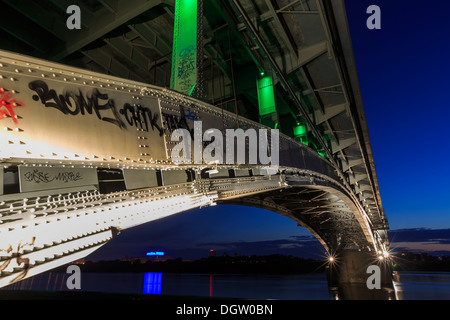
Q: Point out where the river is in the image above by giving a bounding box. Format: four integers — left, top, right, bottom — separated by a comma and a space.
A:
2, 271, 450, 300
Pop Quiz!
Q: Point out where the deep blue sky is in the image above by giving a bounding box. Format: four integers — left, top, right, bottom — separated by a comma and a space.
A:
89, 0, 450, 261
345, 0, 450, 229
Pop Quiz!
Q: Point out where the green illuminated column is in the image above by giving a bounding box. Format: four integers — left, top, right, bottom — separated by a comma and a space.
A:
256, 74, 277, 128
170, 0, 203, 97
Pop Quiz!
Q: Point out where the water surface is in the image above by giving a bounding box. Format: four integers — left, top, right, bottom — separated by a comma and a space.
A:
2, 271, 450, 300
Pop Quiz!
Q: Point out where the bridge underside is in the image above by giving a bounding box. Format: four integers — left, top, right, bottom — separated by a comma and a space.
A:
220, 185, 371, 255
0, 161, 379, 293
0, 47, 392, 296
0, 0, 393, 297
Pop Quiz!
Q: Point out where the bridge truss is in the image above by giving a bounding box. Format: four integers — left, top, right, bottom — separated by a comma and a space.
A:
0, 0, 390, 292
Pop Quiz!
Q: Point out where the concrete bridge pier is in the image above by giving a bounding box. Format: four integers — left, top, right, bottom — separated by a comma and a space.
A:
325, 250, 398, 300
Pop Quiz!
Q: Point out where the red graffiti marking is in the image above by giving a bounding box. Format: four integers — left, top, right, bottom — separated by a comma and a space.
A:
0, 89, 23, 124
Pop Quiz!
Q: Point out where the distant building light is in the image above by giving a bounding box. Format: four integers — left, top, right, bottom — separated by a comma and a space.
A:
146, 251, 165, 256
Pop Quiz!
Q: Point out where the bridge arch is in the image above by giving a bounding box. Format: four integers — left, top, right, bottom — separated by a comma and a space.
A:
216, 174, 376, 257
0, 49, 391, 295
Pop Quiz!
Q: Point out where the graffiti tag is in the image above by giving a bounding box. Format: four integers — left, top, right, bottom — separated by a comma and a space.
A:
23, 169, 82, 184
29, 80, 126, 129
0, 89, 24, 124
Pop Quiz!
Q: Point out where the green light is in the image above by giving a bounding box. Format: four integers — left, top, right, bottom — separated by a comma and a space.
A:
293, 123, 307, 136
257, 75, 276, 116
188, 83, 197, 96
170, 0, 199, 95
293, 121, 308, 145
318, 150, 327, 158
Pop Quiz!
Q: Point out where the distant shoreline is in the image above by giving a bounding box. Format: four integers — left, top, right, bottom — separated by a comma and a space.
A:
68, 254, 328, 275
54, 250, 450, 274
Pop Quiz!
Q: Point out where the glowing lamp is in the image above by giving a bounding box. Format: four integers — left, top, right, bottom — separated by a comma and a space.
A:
293, 122, 307, 137
146, 251, 165, 256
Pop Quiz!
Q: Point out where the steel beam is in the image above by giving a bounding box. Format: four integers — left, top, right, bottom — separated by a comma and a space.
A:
314, 102, 346, 125
49, 0, 162, 61
321, 0, 385, 222
264, 0, 298, 62
3, 0, 69, 41
230, 0, 338, 168
128, 22, 173, 57
103, 34, 156, 81
81, 47, 147, 82
330, 137, 356, 153
287, 41, 328, 74
342, 158, 364, 172
98, 0, 120, 13
349, 173, 367, 185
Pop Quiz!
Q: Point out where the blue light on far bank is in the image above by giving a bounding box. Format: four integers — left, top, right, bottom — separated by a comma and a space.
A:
146, 251, 165, 256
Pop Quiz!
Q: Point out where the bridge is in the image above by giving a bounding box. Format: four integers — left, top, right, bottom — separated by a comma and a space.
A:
0, 0, 394, 299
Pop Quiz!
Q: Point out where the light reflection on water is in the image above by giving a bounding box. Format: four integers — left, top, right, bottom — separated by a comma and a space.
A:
2, 271, 450, 300
143, 272, 162, 295
1, 272, 331, 299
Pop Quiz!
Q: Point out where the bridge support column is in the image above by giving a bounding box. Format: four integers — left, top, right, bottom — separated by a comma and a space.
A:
170, 0, 203, 97
326, 250, 397, 300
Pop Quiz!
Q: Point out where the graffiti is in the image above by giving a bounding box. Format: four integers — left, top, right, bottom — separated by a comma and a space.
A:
0, 89, 24, 124
182, 107, 198, 120
29, 80, 126, 129
0, 237, 36, 283
53, 171, 83, 183
175, 49, 197, 94
162, 111, 194, 138
177, 60, 195, 78
23, 170, 52, 183
119, 103, 164, 136
27, 80, 203, 142
23, 169, 82, 184
178, 46, 196, 78
179, 45, 195, 58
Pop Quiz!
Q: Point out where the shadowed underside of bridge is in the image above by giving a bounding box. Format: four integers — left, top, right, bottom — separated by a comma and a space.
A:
222, 184, 370, 255
0, 0, 393, 298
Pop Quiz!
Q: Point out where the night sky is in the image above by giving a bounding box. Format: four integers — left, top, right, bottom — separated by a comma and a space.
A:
345, 0, 450, 230
88, 0, 450, 262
